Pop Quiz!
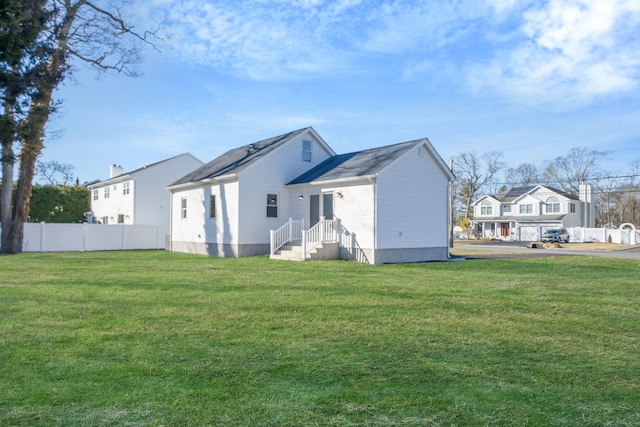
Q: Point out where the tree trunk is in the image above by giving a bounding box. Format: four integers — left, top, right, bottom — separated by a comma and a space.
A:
1, 143, 15, 254
1, 94, 17, 254
0, 62, 55, 254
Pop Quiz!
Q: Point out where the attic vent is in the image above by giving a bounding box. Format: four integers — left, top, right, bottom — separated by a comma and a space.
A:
419, 146, 426, 157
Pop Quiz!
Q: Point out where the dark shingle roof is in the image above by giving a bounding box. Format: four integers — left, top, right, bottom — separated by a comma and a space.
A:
171, 128, 309, 186
287, 139, 421, 185
496, 186, 537, 202
495, 185, 579, 202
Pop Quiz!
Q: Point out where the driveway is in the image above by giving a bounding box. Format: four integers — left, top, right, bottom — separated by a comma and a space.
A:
451, 241, 640, 260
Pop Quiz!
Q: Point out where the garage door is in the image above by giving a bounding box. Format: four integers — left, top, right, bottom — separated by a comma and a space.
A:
518, 225, 539, 241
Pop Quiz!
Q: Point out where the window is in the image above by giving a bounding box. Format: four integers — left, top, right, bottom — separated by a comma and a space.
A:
209, 195, 216, 218
181, 198, 187, 219
545, 196, 560, 213
123, 182, 130, 195
267, 194, 278, 218
104, 187, 110, 199
302, 140, 312, 162
570, 203, 576, 213
503, 204, 511, 213
93, 189, 99, 200
117, 214, 124, 224
519, 204, 533, 214
480, 200, 492, 215
101, 216, 109, 224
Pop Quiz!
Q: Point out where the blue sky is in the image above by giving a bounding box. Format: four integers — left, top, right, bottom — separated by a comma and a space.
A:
43, 0, 640, 184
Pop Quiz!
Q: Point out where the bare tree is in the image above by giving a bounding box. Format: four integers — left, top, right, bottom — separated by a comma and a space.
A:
453, 151, 505, 218
505, 163, 540, 187
595, 177, 622, 228
606, 161, 640, 227
1, 0, 158, 254
542, 147, 609, 194
36, 160, 75, 185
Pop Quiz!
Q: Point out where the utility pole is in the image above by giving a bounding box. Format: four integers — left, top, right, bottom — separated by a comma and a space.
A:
449, 158, 454, 250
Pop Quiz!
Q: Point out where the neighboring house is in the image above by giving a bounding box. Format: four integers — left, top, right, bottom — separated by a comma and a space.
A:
87, 153, 203, 226
471, 184, 595, 241
167, 127, 454, 264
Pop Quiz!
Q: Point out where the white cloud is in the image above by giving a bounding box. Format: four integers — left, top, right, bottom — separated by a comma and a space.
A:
135, 0, 640, 108
139, 1, 487, 80
358, 1, 483, 54
472, 0, 640, 107
140, 0, 370, 80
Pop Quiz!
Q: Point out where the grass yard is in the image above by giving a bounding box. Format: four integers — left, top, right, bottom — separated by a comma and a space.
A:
0, 251, 638, 426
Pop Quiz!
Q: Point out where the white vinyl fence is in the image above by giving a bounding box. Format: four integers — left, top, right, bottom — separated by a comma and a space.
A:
1, 223, 169, 252
567, 226, 639, 245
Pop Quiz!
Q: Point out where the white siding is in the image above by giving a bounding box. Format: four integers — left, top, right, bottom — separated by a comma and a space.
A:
375, 145, 450, 249
203, 181, 240, 245
170, 180, 240, 246
236, 131, 334, 244
333, 183, 376, 250
474, 197, 500, 218
170, 186, 206, 244
90, 180, 134, 224
288, 190, 310, 226
563, 203, 583, 227
514, 194, 541, 216
89, 154, 203, 226
133, 154, 203, 225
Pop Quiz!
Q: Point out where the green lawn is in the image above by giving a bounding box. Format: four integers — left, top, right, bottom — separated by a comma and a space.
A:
1, 251, 638, 426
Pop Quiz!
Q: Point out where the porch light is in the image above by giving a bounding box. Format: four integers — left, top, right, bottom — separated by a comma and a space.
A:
336, 191, 343, 198
299, 195, 304, 201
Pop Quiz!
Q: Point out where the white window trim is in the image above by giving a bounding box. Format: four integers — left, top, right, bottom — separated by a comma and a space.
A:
480, 200, 492, 216
180, 198, 187, 219
519, 204, 533, 214
267, 193, 278, 218
209, 194, 216, 218
302, 140, 312, 162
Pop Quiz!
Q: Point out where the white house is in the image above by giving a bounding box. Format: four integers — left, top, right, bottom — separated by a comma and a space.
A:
471, 184, 596, 241
167, 127, 454, 264
87, 153, 203, 226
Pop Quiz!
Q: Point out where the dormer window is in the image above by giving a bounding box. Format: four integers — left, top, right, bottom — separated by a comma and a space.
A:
302, 140, 312, 162
480, 200, 492, 215
545, 196, 560, 213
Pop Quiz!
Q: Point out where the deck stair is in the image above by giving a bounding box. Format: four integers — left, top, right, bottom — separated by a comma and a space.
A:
269, 217, 339, 261
270, 241, 339, 261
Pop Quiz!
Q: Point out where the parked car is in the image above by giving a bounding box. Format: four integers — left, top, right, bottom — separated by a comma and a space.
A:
541, 228, 570, 243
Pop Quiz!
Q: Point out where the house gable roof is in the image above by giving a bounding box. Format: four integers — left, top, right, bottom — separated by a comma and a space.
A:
474, 194, 500, 205
87, 153, 201, 189
491, 185, 580, 204
530, 185, 579, 201
287, 138, 452, 185
169, 127, 332, 187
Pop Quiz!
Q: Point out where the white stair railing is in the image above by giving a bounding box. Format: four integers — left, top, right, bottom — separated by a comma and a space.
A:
301, 217, 337, 260
270, 218, 304, 255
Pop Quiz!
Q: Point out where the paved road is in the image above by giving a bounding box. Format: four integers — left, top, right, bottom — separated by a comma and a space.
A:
453, 244, 640, 260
